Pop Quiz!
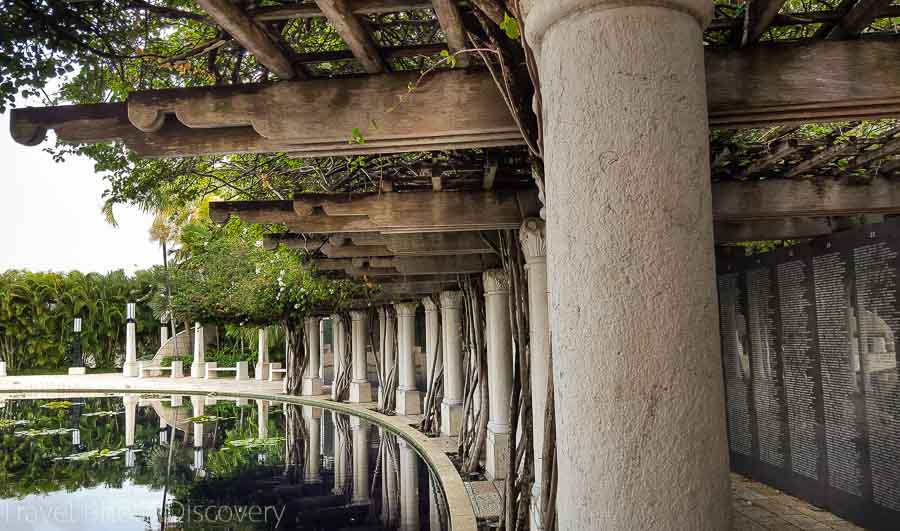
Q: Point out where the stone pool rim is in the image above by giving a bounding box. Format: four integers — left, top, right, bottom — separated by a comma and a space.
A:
0, 379, 478, 531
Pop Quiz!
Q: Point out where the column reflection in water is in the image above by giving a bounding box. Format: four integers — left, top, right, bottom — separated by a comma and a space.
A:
190, 395, 206, 475
380, 428, 400, 527
350, 417, 370, 504
399, 438, 420, 531
123, 395, 137, 468
304, 406, 322, 483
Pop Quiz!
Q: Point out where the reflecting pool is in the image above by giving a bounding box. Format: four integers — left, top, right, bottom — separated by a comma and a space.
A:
0, 394, 449, 530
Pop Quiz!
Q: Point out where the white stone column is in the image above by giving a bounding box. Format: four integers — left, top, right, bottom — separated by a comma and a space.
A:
257, 399, 269, 439
349, 311, 372, 403
350, 418, 370, 504
160, 317, 169, 347
520, 217, 549, 527
422, 297, 442, 398
191, 322, 206, 378
378, 307, 397, 409
304, 406, 322, 483
483, 269, 512, 480
523, 2, 731, 528
394, 302, 421, 415
439, 291, 464, 436
399, 438, 420, 531
256, 328, 269, 381
303, 317, 323, 395
0, 361, 7, 378
330, 314, 344, 400
123, 303, 138, 377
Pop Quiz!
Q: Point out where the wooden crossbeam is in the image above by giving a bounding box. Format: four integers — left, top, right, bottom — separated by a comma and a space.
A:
732, 0, 788, 45
311, 255, 497, 275
432, 0, 469, 66
196, 0, 298, 80
825, 0, 894, 40
733, 139, 800, 179
783, 139, 856, 178
714, 218, 837, 243
249, 0, 433, 21
314, 0, 385, 74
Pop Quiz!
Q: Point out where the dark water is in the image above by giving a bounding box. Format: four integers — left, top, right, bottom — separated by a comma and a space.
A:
0, 394, 449, 530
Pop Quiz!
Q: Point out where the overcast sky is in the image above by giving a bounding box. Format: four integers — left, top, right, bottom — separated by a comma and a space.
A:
0, 109, 161, 274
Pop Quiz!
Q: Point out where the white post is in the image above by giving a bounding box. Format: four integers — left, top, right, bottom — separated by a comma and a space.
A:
399, 438, 421, 531
522, 1, 730, 527
191, 322, 205, 378
123, 303, 138, 377
422, 297, 442, 399
319, 318, 327, 380
330, 314, 344, 400
378, 307, 397, 409
440, 291, 464, 436
304, 406, 322, 482
349, 311, 372, 403
351, 418, 370, 504
256, 328, 269, 381
483, 269, 513, 480
303, 317, 323, 395
160, 316, 169, 347
394, 302, 421, 415
520, 218, 550, 528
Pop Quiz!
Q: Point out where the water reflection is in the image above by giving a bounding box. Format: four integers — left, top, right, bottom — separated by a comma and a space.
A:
0, 394, 449, 530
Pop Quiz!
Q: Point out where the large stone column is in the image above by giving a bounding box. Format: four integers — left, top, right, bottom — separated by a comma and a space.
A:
523, 2, 731, 528
350, 418, 370, 504
483, 269, 513, 480
378, 307, 397, 409
123, 303, 138, 377
349, 311, 372, 403
330, 314, 344, 400
304, 317, 323, 395
304, 406, 322, 483
398, 438, 420, 531
520, 218, 550, 528
319, 318, 327, 380
422, 297, 442, 398
394, 302, 421, 415
256, 328, 269, 381
191, 322, 206, 378
440, 291, 464, 436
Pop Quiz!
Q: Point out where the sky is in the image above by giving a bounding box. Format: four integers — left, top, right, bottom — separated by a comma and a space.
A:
0, 110, 161, 274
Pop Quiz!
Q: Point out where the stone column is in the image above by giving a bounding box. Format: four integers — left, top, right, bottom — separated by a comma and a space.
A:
399, 438, 420, 531
257, 399, 269, 439
123, 394, 137, 448
160, 317, 169, 347
256, 328, 269, 381
333, 412, 346, 494
330, 314, 344, 400
422, 297, 442, 398
350, 418, 370, 504
123, 303, 138, 377
520, 217, 550, 527
394, 302, 421, 415
378, 307, 397, 409
439, 291, 464, 436
381, 428, 400, 525
483, 269, 513, 480
522, 1, 730, 528
304, 406, 322, 483
319, 318, 327, 380
303, 317, 323, 395
191, 322, 206, 378
349, 311, 372, 403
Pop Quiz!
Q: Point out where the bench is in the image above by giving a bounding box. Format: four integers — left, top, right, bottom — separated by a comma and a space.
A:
138, 360, 183, 379
205, 361, 249, 381
269, 363, 286, 382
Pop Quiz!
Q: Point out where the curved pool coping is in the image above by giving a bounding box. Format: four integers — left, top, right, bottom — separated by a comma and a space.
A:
0, 377, 478, 531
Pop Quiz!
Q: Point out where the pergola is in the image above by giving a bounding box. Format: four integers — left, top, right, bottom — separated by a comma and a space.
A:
10, 1, 900, 529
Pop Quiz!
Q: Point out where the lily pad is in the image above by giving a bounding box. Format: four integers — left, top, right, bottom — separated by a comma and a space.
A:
180, 415, 235, 425
81, 410, 124, 417
14, 428, 76, 437
41, 401, 74, 410
54, 447, 139, 462
0, 419, 31, 429
224, 437, 284, 450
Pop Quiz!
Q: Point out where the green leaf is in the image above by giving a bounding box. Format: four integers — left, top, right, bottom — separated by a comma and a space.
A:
500, 13, 521, 40
349, 127, 365, 145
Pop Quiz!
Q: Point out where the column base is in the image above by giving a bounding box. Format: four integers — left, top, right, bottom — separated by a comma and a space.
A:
349, 381, 372, 403
485, 425, 510, 480
395, 388, 421, 415
69, 367, 87, 376
302, 377, 324, 396
121, 363, 137, 378
191, 363, 204, 378
440, 401, 463, 436
255, 362, 270, 381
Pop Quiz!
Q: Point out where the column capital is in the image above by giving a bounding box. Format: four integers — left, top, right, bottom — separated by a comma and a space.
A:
349, 310, 367, 322
483, 269, 510, 295
304, 316, 321, 326
519, 217, 546, 264
394, 302, 418, 317
329, 313, 342, 323
422, 296, 438, 313
523, 0, 713, 48
440, 290, 463, 309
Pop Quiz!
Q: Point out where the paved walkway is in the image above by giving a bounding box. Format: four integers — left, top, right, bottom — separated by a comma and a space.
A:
0, 373, 871, 530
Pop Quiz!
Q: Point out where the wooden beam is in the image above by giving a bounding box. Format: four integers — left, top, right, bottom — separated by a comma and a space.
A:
249, 1, 433, 21
826, 0, 894, 40
783, 139, 856, 178
196, 0, 298, 80
352, 232, 496, 256
312, 254, 497, 275
733, 139, 800, 179
712, 176, 900, 221
432, 0, 469, 66
314, 0, 385, 74
733, 0, 788, 45
714, 218, 837, 243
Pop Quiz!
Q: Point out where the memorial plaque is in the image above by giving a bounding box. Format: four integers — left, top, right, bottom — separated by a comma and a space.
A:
718, 273, 753, 458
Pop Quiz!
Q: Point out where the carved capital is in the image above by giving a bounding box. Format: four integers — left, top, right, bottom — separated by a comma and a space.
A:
422, 296, 438, 312
519, 217, 546, 264
349, 310, 367, 322
304, 316, 321, 327
483, 269, 510, 295
394, 302, 419, 317
440, 290, 464, 309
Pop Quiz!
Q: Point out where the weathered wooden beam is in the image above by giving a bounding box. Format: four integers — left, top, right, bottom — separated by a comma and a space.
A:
432, 0, 469, 65
714, 218, 837, 243
314, 0, 385, 74
208, 200, 296, 225
196, 0, 298, 80
712, 176, 900, 221
782, 139, 856, 178
733, 139, 800, 179
312, 254, 497, 275
732, 0, 788, 45
352, 231, 496, 255
249, 0, 434, 21
826, 0, 894, 40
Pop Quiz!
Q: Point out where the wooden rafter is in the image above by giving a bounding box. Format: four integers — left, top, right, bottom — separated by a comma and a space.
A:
196, 0, 298, 80
314, 0, 385, 74
733, 139, 800, 180
782, 138, 856, 179
432, 0, 469, 65
249, 0, 434, 21
732, 0, 788, 46
714, 217, 838, 243
825, 0, 894, 40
